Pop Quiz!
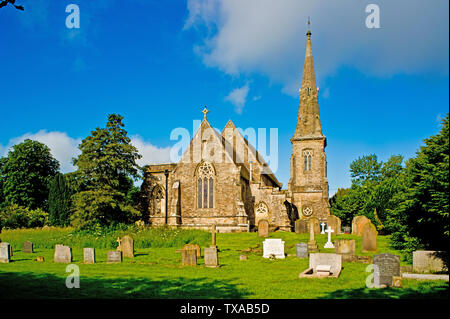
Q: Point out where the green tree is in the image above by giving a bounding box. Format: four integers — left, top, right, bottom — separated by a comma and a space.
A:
350, 154, 382, 186
0, 139, 60, 211
48, 173, 74, 226
71, 114, 142, 230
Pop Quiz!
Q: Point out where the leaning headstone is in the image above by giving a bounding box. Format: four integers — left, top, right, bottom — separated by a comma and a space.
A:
361, 222, 378, 252
107, 251, 122, 263
352, 215, 371, 236
204, 247, 219, 268
413, 251, 447, 273
296, 243, 308, 258
327, 215, 342, 234
373, 253, 400, 287
0, 242, 11, 263
121, 235, 134, 258
83, 248, 96, 264
258, 219, 269, 237
22, 241, 34, 253
182, 248, 197, 266
184, 244, 201, 258
54, 244, 72, 263
294, 219, 308, 234
262, 238, 285, 259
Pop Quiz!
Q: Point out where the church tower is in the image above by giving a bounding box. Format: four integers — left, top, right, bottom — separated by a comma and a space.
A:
288, 23, 330, 220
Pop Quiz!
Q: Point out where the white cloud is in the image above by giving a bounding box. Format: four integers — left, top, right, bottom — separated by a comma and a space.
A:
225, 83, 250, 114
130, 135, 172, 167
185, 0, 449, 95
0, 131, 81, 173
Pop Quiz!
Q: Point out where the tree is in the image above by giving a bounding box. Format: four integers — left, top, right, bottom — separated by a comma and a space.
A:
0, 0, 24, 10
0, 139, 60, 211
349, 154, 382, 186
71, 114, 142, 230
48, 173, 74, 226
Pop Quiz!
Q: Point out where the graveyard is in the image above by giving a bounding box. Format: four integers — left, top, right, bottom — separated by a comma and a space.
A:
0, 226, 447, 299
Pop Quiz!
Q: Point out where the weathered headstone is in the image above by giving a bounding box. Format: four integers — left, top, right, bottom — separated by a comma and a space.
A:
107, 251, 122, 263
182, 248, 197, 266
373, 253, 400, 287
324, 226, 335, 249
121, 235, 134, 258
307, 219, 319, 252
54, 244, 72, 263
262, 238, 285, 259
83, 248, 96, 264
204, 247, 219, 267
296, 243, 308, 258
352, 215, 371, 236
327, 215, 342, 234
22, 241, 34, 253
413, 251, 447, 273
258, 219, 269, 237
0, 242, 11, 263
294, 219, 308, 234
361, 222, 378, 252
335, 239, 356, 255
184, 244, 201, 258
308, 217, 320, 234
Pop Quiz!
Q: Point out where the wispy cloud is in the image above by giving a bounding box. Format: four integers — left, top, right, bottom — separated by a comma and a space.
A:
225, 83, 250, 114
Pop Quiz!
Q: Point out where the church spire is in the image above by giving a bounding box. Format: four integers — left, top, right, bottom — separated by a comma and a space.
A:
292, 20, 323, 139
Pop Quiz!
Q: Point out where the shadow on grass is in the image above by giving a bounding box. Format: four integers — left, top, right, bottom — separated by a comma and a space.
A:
320, 282, 448, 299
0, 271, 250, 299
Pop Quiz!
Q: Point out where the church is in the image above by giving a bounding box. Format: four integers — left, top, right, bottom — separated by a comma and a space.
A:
141, 27, 330, 232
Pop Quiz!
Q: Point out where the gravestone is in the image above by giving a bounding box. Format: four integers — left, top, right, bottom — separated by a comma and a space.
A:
373, 253, 400, 287
121, 235, 134, 258
352, 216, 371, 236
342, 226, 351, 234
309, 253, 342, 278
22, 241, 34, 253
307, 219, 319, 252
210, 225, 217, 248
204, 247, 219, 267
361, 222, 378, 252
258, 219, 269, 237
296, 243, 308, 258
324, 226, 335, 249
184, 244, 201, 258
182, 248, 197, 266
0, 242, 11, 263
294, 219, 308, 234
327, 215, 342, 234
308, 217, 320, 234
262, 238, 285, 259
54, 244, 72, 263
83, 248, 96, 264
413, 251, 447, 273
107, 251, 122, 263
335, 239, 356, 255
320, 222, 326, 234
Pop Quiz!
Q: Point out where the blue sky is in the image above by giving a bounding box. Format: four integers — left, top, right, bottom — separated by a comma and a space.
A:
0, 0, 448, 195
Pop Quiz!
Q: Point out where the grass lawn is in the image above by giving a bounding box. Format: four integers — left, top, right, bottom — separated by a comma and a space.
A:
0, 228, 447, 299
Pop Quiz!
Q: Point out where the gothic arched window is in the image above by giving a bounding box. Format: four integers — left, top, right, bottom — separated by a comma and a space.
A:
197, 162, 214, 209
151, 185, 164, 215
303, 150, 313, 171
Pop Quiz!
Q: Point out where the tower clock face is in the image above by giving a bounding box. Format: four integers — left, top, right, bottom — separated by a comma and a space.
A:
303, 206, 313, 216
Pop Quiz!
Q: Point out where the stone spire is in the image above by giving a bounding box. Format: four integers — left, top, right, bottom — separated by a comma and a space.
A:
292, 22, 323, 140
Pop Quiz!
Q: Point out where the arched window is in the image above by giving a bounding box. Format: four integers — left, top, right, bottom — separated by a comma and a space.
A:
303, 150, 313, 171
151, 185, 164, 215
197, 162, 214, 209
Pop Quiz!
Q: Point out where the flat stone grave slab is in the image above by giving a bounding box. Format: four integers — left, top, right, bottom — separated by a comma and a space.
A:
107, 251, 122, 263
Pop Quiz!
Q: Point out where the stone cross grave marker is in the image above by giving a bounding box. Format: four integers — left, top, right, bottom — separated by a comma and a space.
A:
83, 248, 96, 264
320, 223, 326, 234
258, 219, 269, 237
211, 225, 217, 248
263, 238, 285, 259
22, 241, 34, 253
0, 242, 11, 263
54, 244, 72, 263
373, 253, 400, 287
204, 247, 219, 267
324, 227, 334, 249
296, 242, 308, 258
107, 251, 122, 263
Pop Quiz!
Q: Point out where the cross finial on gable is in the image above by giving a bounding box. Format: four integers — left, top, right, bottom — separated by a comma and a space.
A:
202, 106, 209, 120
